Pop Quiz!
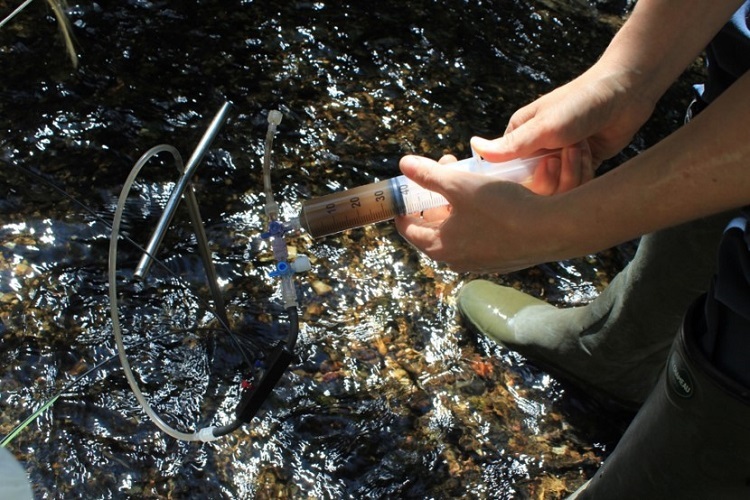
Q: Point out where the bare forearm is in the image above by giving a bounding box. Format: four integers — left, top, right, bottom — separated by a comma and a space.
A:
397, 1, 750, 273
551, 70, 750, 258
597, 0, 745, 105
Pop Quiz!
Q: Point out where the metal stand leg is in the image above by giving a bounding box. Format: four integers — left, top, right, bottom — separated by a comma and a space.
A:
184, 183, 231, 328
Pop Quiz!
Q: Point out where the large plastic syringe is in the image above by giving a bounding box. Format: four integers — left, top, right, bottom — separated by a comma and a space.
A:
297, 151, 557, 238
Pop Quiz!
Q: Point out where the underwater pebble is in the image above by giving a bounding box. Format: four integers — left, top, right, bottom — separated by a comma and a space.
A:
0, 293, 19, 305
14, 263, 32, 276
304, 302, 324, 317
310, 280, 332, 295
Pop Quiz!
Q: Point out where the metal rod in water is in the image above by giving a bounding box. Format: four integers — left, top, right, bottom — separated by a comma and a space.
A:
134, 101, 233, 280
183, 186, 230, 328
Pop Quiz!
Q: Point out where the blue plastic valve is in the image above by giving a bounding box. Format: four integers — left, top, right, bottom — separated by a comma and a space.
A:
261, 220, 286, 239
269, 261, 293, 278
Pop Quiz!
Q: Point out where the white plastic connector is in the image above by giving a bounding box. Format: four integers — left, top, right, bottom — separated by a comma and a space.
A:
264, 201, 279, 217
281, 274, 297, 308
291, 255, 311, 273
197, 426, 220, 442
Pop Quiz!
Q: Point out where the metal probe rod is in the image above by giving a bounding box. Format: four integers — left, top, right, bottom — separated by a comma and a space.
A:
183, 186, 231, 328
134, 101, 233, 280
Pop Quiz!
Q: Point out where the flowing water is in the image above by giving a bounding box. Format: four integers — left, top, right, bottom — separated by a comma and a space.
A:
1, 1, 700, 498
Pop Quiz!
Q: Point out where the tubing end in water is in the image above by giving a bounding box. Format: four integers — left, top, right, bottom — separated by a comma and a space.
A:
268, 110, 283, 125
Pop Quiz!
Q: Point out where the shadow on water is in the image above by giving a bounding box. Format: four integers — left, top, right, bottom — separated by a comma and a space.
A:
1, 1, 702, 498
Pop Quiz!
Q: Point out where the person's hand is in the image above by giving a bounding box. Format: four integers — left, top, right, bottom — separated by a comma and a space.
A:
394, 145, 593, 271
525, 141, 594, 195
395, 154, 566, 273
394, 131, 594, 271
395, 63, 658, 272
472, 62, 657, 169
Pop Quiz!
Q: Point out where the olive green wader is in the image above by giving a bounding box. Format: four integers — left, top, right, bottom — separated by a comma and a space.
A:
458, 212, 730, 409
569, 300, 750, 499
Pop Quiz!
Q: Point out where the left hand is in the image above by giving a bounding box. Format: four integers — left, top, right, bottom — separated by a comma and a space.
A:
394, 146, 592, 272
394, 155, 561, 273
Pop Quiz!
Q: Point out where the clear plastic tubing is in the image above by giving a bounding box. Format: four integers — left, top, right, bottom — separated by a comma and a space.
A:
298, 151, 557, 238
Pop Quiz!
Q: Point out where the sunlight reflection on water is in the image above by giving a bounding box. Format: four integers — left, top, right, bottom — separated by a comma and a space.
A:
0, 0, 666, 497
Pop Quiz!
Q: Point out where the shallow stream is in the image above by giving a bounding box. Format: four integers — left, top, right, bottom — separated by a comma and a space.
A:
1, 1, 700, 498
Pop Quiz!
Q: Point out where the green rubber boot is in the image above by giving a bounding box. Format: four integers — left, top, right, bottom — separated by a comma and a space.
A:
458, 213, 729, 409
570, 300, 750, 499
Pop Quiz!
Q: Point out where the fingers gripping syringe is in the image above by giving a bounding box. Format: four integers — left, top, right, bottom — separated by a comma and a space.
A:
295, 151, 557, 238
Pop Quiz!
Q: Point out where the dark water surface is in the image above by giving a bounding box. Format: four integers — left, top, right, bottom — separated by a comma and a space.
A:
1, 1, 700, 498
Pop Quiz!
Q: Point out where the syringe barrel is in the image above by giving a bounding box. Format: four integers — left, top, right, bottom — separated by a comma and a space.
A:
299, 151, 555, 238
299, 178, 401, 238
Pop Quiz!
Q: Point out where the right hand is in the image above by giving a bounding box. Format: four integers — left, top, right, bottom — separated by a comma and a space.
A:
473, 62, 658, 173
